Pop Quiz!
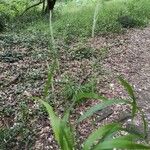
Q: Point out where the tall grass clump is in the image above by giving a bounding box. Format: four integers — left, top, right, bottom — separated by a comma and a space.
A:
35, 75, 150, 149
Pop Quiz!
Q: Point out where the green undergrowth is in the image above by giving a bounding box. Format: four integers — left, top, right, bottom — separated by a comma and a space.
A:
54, 0, 150, 38
1, 0, 150, 44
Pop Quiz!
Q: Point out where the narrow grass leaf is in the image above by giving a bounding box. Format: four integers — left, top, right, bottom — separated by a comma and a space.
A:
93, 139, 150, 150
59, 121, 71, 150
59, 121, 67, 150
92, 2, 100, 38
138, 107, 148, 139
44, 61, 56, 98
37, 99, 61, 144
61, 113, 75, 150
113, 134, 139, 141
62, 125, 74, 150
119, 77, 137, 118
78, 99, 128, 123
119, 77, 135, 100
121, 128, 143, 139
83, 123, 121, 150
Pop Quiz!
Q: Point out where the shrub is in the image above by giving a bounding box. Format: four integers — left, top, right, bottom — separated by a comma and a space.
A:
117, 15, 138, 28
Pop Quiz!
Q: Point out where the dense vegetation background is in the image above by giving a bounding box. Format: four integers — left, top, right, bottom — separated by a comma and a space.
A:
1, 0, 150, 39
1, 0, 150, 149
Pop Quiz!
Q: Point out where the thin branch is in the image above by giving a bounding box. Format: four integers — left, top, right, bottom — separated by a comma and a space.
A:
20, 0, 43, 16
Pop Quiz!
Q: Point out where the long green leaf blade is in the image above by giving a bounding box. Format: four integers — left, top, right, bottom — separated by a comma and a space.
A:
38, 99, 61, 144
63, 125, 74, 150
61, 114, 75, 150
138, 108, 148, 139
83, 123, 121, 150
119, 77, 137, 118
93, 139, 150, 150
78, 99, 128, 123
119, 77, 135, 100
113, 134, 139, 141
59, 120, 70, 150
44, 62, 56, 98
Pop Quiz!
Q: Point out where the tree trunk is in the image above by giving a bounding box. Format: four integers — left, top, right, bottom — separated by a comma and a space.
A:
45, 0, 56, 13
42, 0, 46, 13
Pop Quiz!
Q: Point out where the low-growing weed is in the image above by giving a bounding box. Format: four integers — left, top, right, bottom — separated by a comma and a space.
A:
63, 79, 96, 101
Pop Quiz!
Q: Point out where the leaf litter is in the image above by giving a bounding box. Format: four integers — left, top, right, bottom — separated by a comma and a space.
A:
1, 26, 150, 149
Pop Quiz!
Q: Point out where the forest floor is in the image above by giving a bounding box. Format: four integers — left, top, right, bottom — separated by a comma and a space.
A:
0, 26, 150, 149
